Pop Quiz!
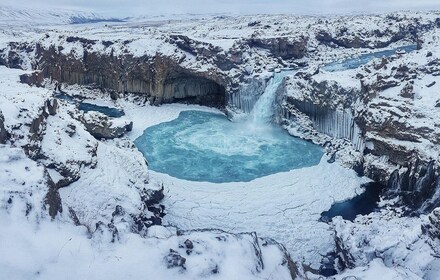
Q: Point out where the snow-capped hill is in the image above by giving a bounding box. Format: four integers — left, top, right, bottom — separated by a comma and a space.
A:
0, 6, 123, 26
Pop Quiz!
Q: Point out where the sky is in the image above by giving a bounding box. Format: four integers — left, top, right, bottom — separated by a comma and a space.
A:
3, 0, 440, 17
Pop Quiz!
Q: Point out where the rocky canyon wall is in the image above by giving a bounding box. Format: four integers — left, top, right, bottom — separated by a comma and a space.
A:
18, 42, 227, 107
281, 50, 440, 212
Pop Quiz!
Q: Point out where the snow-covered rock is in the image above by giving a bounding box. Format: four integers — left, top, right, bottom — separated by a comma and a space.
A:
80, 111, 133, 139
331, 206, 439, 279
0, 55, 296, 280
280, 27, 440, 213
1, 8, 440, 280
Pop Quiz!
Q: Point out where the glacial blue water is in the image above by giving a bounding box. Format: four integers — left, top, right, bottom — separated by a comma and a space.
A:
78, 102, 125, 118
135, 110, 323, 183
323, 45, 417, 72
320, 182, 383, 221
54, 92, 125, 118
54, 92, 75, 103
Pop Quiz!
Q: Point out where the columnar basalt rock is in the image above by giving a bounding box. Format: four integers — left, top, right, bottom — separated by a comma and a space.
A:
14, 41, 230, 108
0, 111, 8, 144
281, 40, 440, 212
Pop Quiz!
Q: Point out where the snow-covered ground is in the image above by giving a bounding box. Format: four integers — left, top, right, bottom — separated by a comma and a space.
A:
0, 201, 294, 280
60, 87, 370, 267
0, 64, 369, 278
33, 77, 439, 280
0, 6, 121, 26
2, 7, 440, 280
0, 66, 296, 280
158, 161, 367, 266
120, 99, 369, 266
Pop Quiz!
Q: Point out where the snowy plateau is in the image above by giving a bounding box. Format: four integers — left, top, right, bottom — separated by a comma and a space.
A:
1, 5, 440, 280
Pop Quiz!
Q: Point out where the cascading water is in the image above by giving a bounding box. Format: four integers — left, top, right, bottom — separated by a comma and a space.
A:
249, 71, 293, 124
134, 69, 323, 183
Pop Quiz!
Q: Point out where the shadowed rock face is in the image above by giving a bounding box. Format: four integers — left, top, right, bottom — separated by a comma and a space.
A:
161, 75, 226, 107
18, 43, 228, 108
247, 36, 308, 60
0, 42, 30, 69
0, 111, 7, 144
44, 173, 63, 219
423, 207, 440, 242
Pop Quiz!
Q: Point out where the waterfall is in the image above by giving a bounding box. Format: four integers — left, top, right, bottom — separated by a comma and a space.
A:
230, 70, 365, 151
228, 71, 292, 124
249, 71, 292, 124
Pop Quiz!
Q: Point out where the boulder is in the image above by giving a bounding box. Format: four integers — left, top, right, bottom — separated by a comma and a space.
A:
109, 90, 119, 100
46, 98, 58, 116
427, 81, 436, 88
164, 249, 186, 270
81, 111, 133, 139
399, 82, 415, 98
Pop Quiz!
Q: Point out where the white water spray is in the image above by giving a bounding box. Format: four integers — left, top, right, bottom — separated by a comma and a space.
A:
249, 70, 294, 124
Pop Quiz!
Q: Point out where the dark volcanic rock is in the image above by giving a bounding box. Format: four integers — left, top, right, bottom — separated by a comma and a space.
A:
423, 208, 440, 241
400, 82, 415, 98
0, 111, 8, 144
80, 111, 133, 139
142, 184, 165, 205
44, 173, 63, 219
46, 98, 58, 116
247, 36, 308, 59
184, 239, 194, 250
109, 90, 119, 100
0, 42, 30, 69
386, 160, 440, 211
23, 103, 50, 159
132, 186, 166, 234
165, 249, 186, 270
426, 81, 436, 88
375, 75, 399, 91
10, 41, 229, 108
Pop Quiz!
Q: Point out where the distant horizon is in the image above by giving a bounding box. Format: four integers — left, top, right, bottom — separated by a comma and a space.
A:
2, 0, 440, 18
